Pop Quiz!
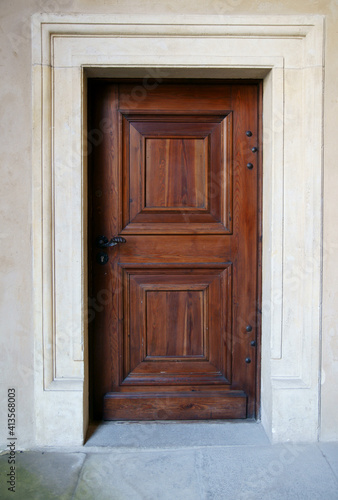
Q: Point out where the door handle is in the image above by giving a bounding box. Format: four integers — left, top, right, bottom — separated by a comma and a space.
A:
96, 235, 126, 248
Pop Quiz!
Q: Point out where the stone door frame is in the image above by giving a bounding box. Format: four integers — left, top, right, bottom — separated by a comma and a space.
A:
32, 14, 324, 445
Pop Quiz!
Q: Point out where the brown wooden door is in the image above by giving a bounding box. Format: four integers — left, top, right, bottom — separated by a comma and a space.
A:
88, 80, 261, 421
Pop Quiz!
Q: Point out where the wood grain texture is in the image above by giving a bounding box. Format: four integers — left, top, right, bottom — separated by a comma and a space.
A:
118, 83, 232, 111
104, 391, 247, 420
145, 138, 207, 209
89, 80, 261, 421
146, 290, 204, 357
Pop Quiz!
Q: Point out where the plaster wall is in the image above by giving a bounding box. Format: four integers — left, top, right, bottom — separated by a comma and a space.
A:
0, 0, 337, 448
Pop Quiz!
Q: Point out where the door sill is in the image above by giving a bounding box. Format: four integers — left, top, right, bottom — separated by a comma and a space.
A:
85, 419, 268, 448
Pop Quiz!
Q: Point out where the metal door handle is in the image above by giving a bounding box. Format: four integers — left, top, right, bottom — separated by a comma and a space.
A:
95, 235, 126, 248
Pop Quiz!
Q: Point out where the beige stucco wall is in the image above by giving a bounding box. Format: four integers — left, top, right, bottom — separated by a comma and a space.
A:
0, 0, 337, 448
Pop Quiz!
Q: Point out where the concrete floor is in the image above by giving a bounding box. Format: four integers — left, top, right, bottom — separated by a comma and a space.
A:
1, 422, 337, 499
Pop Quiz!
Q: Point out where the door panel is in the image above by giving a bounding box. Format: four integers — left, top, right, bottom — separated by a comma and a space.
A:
89, 80, 260, 420
120, 265, 232, 386
121, 113, 232, 233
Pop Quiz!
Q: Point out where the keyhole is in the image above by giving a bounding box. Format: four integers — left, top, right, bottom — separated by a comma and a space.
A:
96, 252, 109, 265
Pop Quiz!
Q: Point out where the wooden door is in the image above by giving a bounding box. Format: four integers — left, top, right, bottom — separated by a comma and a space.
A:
88, 80, 261, 420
